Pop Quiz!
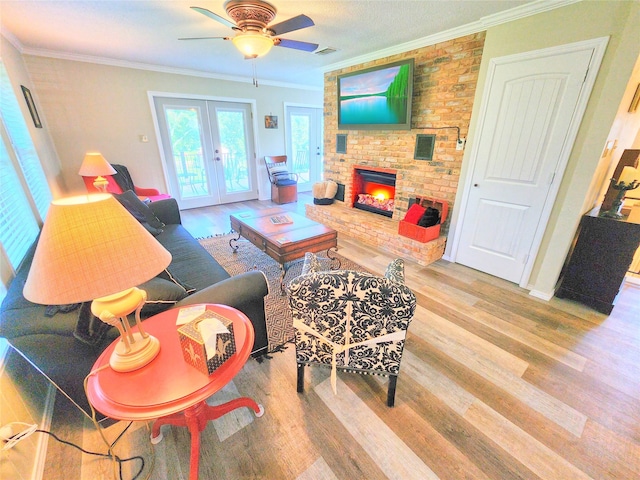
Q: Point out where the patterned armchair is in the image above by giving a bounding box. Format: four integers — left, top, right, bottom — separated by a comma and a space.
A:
288, 253, 417, 406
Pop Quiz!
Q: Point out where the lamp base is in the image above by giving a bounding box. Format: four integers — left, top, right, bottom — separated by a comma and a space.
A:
92, 175, 109, 192
92, 287, 161, 372
110, 332, 160, 372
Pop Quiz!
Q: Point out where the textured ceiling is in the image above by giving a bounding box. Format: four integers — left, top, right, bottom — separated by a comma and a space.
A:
1, 0, 553, 88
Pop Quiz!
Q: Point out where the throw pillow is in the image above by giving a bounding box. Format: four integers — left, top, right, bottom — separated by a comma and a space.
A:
114, 190, 166, 234
404, 203, 426, 224
268, 164, 295, 185
384, 258, 406, 284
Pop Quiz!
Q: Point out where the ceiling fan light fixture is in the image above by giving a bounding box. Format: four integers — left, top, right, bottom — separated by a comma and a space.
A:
232, 32, 274, 58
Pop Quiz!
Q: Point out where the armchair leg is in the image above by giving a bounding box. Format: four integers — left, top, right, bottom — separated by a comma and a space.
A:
297, 364, 305, 393
387, 375, 398, 407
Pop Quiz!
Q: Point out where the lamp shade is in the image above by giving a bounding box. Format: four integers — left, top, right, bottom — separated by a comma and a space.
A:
78, 152, 117, 177
618, 166, 639, 185
23, 194, 172, 305
232, 33, 274, 58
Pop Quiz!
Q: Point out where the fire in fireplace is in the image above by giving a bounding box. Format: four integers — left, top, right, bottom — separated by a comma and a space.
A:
352, 167, 397, 218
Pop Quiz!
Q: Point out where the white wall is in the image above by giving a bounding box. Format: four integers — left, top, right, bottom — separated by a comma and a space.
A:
22, 55, 322, 199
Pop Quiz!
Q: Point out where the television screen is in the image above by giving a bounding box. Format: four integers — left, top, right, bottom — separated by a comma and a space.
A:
338, 58, 414, 131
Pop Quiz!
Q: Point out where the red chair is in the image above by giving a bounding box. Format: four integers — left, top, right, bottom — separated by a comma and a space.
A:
82, 164, 170, 202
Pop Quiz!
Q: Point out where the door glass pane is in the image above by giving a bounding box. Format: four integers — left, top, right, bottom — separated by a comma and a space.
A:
217, 109, 250, 193
165, 107, 209, 198
291, 114, 310, 183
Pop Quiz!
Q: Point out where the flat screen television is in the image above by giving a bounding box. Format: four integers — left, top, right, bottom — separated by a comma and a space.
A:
337, 58, 414, 131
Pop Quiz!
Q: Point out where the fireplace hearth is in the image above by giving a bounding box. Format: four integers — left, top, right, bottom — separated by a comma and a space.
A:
352, 167, 396, 218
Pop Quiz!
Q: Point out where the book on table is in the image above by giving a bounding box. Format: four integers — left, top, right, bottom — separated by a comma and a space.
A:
270, 215, 293, 225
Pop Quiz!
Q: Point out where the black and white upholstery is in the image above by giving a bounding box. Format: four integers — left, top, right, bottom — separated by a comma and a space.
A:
288, 253, 417, 406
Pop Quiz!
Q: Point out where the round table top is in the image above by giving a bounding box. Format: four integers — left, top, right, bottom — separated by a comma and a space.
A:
86, 304, 254, 421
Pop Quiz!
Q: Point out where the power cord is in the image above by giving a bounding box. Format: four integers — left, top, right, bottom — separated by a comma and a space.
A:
83, 365, 156, 480
0, 422, 145, 480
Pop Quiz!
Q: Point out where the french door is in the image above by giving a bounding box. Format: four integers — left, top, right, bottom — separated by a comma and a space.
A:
153, 96, 258, 209
285, 105, 323, 192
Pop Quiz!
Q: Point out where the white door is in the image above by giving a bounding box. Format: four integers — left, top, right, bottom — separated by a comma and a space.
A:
285, 105, 323, 192
454, 46, 595, 283
153, 97, 258, 209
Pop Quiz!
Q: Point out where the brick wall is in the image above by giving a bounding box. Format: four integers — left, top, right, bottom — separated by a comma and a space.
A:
311, 32, 485, 265
324, 32, 484, 224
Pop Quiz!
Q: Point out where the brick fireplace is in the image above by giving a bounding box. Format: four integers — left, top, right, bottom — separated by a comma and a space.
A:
307, 164, 447, 267
306, 31, 484, 266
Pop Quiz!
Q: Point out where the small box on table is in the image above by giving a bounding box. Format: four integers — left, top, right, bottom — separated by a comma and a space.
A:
178, 310, 236, 375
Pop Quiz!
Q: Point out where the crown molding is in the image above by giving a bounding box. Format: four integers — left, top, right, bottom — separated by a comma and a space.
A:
322, 0, 582, 74
13, 43, 322, 91
0, 28, 23, 52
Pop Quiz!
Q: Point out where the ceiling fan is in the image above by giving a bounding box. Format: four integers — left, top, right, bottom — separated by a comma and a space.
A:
181, 0, 319, 58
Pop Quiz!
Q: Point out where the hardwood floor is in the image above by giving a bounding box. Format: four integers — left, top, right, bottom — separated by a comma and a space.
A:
43, 194, 640, 479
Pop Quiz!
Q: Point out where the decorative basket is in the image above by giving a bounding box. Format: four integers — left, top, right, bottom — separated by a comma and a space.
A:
398, 197, 448, 243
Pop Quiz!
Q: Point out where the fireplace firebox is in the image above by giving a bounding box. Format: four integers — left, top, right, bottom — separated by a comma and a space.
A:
352, 167, 396, 218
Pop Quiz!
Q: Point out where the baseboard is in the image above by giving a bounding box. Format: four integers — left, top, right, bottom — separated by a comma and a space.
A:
32, 386, 55, 480
624, 275, 640, 286
0, 341, 55, 480
528, 288, 554, 301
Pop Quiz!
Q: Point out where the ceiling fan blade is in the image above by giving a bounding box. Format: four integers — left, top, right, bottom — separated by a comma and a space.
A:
274, 38, 319, 53
268, 14, 314, 36
190, 6, 235, 29
178, 36, 229, 40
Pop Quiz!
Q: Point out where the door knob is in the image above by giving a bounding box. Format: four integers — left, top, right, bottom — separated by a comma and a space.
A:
474, 183, 479, 187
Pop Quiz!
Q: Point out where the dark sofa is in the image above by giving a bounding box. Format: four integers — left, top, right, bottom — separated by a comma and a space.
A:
0, 198, 269, 415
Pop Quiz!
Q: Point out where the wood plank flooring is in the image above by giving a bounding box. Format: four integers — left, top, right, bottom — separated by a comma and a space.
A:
41, 193, 640, 479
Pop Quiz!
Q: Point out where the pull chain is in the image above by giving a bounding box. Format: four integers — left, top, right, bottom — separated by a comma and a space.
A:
252, 60, 259, 88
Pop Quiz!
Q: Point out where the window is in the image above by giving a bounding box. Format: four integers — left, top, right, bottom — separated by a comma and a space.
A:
0, 61, 51, 291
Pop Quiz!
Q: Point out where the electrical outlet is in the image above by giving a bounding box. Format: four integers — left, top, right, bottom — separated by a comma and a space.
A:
456, 137, 466, 151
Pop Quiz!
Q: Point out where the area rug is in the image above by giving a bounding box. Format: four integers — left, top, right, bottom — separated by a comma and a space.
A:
198, 233, 368, 353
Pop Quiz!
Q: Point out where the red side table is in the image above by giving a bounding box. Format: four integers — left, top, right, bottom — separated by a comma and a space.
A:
86, 304, 264, 480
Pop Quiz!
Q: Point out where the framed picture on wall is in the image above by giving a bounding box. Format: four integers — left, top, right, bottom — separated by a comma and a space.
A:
265, 115, 278, 129
21, 85, 42, 128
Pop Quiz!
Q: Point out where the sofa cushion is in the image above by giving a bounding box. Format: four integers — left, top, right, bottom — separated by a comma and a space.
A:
140, 276, 191, 316
154, 225, 230, 291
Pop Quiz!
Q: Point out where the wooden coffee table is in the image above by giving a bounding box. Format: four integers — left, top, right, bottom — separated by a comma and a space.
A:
229, 208, 339, 290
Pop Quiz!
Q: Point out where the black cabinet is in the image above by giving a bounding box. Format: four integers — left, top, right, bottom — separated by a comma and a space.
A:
555, 210, 640, 314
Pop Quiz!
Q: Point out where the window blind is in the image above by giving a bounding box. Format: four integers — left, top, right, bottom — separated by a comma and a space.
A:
0, 62, 51, 272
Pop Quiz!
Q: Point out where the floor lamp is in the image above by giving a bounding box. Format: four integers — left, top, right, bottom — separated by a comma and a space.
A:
23, 194, 172, 372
